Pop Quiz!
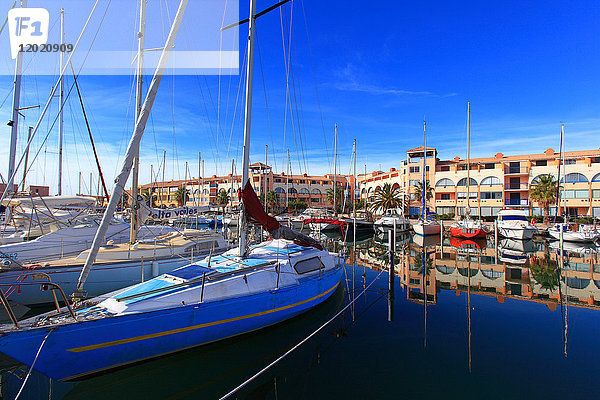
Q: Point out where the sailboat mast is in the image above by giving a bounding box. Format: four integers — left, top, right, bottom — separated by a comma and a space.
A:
466, 101, 470, 212
334, 124, 337, 216
77, 0, 189, 290
58, 8, 65, 195
7, 0, 27, 191
130, 0, 146, 243
286, 149, 290, 208
422, 121, 427, 220
230, 159, 235, 210
353, 139, 356, 220
238, 0, 257, 257
561, 123, 566, 218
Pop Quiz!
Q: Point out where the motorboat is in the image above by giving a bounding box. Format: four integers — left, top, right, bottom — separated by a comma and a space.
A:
374, 208, 411, 233
496, 209, 536, 240
547, 223, 600, 243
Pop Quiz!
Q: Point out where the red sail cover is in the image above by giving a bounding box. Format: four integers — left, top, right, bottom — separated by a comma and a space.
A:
240, 181, 323, 250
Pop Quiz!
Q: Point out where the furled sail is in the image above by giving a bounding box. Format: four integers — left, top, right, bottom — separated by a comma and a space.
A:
239, 181, 322, 250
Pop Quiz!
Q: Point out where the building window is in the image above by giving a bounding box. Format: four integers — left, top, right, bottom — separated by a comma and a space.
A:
274, 187, 285, 194
311, 198, 320, 203
457, 177, 478, 186
409, 179, 420, 187
436, 178, 454, 187
481, 191, 502, 199
311, 180, 317, 184
441, 193, 451, 200
592, 190, 600, 198
561, 190, 588, 199
409, 166, 420, 173
480, 176, 500, 186
439, 166, 450, 172
299, 188, 309, 194
458, 192, 478, 199
560, 173, 588, 183
535, 160, 547, 166
564, 159, 577, 165
484, 163, 495, 169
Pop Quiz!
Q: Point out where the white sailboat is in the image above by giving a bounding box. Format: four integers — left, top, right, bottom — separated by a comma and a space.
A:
497, 209, 537, 240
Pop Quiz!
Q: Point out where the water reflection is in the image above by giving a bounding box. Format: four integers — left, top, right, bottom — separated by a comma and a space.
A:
2, 228, 600, 399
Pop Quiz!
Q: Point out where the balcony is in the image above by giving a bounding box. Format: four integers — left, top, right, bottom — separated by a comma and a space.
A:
505, 183, 529, 191
505, 167, 529, 175
505, 199, 529, 206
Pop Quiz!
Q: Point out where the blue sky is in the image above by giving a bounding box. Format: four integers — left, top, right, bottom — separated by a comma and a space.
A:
1, 0, 599, 195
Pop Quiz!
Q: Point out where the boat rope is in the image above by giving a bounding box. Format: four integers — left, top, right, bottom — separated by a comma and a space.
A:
13, 329, 53, 400
219, 267, 385, 400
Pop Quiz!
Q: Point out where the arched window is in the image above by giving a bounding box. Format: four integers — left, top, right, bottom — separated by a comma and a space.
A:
299, 188, 309, 194
480, 176, 500, 186
311, 188, 321, 195
592, 173, 600, 182
561, 173, 589, 183
361, 188, 366, 194
202, 189, 209, 194
274, 187, 285, 194
288, 188, 297, 194
457, 177, 478, 186
435, 178, 454, 187
367, 187, 373, 193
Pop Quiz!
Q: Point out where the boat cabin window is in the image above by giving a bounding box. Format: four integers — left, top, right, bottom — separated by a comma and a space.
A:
294, 257, 325, 274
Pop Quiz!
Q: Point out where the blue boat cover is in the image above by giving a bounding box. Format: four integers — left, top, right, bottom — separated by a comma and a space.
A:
115, 278, 179, 304
168, 264, 212, 280
261, 244, 310, 254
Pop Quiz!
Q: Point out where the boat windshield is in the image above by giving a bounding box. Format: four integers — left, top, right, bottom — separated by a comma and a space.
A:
500, 215, 528, 221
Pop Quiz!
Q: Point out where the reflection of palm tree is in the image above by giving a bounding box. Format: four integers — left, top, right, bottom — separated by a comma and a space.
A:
414, 251, 433, 276
530, 255, 559, 291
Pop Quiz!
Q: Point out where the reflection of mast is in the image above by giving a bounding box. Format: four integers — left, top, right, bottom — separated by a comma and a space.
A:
388, 228, 395, 322
422, 244, 427, 348
467, 252, 472, 373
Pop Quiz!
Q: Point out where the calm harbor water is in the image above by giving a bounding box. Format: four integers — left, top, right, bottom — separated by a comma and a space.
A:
2, 228, 599, 399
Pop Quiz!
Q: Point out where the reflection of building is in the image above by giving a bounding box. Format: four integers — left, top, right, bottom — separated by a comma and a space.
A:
358, 147, 600, 217
357, 236, 600, 310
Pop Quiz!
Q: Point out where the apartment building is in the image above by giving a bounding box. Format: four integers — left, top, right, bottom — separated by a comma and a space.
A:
358, 147, 600, 218
139, 162, 349, 209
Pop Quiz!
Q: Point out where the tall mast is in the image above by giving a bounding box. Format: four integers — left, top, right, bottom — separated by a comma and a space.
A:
352, 139, 356, 220
237, 0, 257, 257
230, 159, 235, 210
422, 121, 427, 220
77, 0, 189, 290
364, 163, 367, 211
333, 124, 337, 216
161, 150, 166, 206
7, 0, 27, 193
286, 149, 290, 209
57, 8, 65, 195
130, 0, 146, 243
561, 123, 566, 218
264, 144, 268, 207
197, 152, 201, 206
466, 101, 470, 213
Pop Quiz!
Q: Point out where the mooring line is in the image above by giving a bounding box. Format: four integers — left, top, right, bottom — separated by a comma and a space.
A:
219, 269, 385, 400
14, 329, 53, 400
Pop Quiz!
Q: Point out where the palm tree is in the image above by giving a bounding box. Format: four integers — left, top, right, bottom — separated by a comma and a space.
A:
369, 183, 402, 214
141, 191, 157, 207
529, 174, 559, 223
326, 187, 343, 213
217, 189, 230, 211
414, 181, 433, 203
265, 191, 279, 213
174, 187, 189, 206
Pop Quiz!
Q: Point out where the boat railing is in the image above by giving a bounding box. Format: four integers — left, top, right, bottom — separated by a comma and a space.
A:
0, 272, 77, 328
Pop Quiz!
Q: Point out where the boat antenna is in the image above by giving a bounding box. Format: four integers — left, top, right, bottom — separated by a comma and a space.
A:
422, 121, 427, 220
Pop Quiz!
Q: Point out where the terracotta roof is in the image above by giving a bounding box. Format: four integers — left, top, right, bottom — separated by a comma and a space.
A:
407, 146, 436, 152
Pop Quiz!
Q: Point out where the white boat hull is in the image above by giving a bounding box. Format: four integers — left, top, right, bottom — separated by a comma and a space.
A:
498, 225, 536, 240
413, 221, 441, 236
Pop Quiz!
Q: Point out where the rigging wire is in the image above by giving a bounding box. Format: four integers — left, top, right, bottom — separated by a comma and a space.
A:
255, 30, 278, 173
